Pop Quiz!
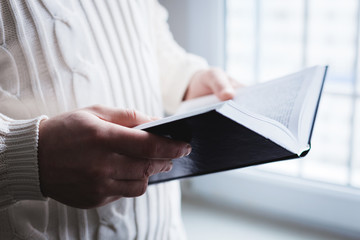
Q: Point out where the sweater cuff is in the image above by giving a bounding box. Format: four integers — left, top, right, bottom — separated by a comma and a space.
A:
0, 115, 48, 206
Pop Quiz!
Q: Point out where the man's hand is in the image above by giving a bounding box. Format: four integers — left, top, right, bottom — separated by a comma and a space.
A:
184, 67, 242, 101
38, 105, 191, 209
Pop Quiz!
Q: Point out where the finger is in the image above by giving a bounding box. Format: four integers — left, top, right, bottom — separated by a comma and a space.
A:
101, 124, 192, 159
106, 154, 173, 180
106, 179, 150, 197
208, 68, 236, 101
88, 105, 154, 127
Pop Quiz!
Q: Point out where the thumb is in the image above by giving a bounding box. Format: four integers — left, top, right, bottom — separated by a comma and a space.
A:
87, 105, 154, 127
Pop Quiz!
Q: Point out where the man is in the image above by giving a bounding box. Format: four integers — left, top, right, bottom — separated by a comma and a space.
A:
0, 0, 238, 239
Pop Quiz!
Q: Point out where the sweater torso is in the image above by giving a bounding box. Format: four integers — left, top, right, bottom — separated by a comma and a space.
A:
0, 0, 185, 239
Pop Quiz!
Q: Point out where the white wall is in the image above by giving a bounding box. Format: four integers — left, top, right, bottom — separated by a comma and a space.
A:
159, 0, 226, 68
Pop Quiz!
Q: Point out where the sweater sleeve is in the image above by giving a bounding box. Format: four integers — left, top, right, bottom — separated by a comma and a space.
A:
153, 1, 209, 114
0, 113, 48, 209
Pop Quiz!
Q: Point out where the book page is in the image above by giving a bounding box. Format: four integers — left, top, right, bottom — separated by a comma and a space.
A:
233, 74, 303, 130
233, 66, 323, 141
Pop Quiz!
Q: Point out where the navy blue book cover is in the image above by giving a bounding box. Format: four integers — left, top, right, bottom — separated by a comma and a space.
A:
146, 111, 298, 184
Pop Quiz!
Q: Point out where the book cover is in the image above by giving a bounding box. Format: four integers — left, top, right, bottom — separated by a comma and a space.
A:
136, 66, 328, 184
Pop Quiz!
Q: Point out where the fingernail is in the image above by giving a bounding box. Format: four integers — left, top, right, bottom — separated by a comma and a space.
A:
222, 88, 235, 98
181, 144, 192, 157
164, 161, 173, 172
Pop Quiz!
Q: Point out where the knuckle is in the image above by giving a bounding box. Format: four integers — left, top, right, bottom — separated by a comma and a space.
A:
124, 108, 138, 121
66, 111, 87, 126
207, 67, 221, 78
136, 181, 148, 196
68, 112, 98, 135
88, 104, 103, 113
124, 180, 148, 197
143, 160, 154, 178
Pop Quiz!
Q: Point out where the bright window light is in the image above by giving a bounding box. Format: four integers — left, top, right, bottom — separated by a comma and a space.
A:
226, 0, 360, 188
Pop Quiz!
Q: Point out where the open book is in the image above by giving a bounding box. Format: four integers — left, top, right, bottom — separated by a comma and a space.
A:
137, 66, 328, 184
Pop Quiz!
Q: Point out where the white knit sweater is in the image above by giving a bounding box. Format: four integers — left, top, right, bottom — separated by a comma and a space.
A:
0, 0, 207, 239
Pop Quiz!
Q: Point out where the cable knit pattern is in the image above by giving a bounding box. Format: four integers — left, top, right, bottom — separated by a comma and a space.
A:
0, 0, 207, 239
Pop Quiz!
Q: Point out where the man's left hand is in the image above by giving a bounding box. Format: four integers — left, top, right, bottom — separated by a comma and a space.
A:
184, 67, 242, 101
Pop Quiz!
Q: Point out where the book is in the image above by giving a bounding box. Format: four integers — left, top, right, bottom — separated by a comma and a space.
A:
136, 66, 328, 184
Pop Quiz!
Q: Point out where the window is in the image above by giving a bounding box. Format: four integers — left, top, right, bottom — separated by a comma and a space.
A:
226, 0, 360, 188
164, 0, 360, 238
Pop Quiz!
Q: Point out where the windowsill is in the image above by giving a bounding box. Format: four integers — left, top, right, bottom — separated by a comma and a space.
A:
181, 169, 360, 239
182, 196, 357, 240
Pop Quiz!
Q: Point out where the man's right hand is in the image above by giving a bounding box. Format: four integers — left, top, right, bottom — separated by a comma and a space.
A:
37, 105, 191, 209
